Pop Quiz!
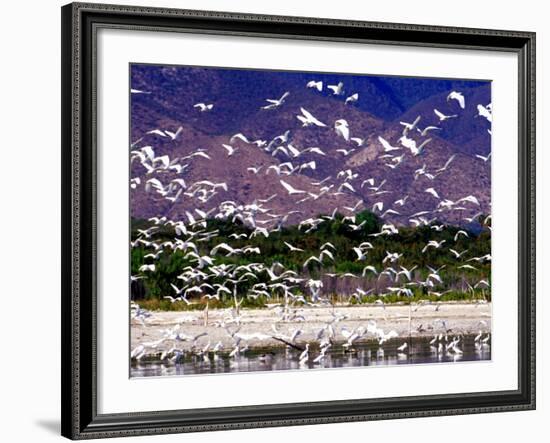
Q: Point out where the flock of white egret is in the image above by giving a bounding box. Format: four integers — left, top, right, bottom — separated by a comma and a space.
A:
129, 76, 492, 372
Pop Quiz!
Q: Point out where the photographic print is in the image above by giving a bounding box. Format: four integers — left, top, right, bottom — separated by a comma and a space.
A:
129, 64, 492, 377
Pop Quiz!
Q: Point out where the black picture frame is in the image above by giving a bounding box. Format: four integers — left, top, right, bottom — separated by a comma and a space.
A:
61, 2, 536, 439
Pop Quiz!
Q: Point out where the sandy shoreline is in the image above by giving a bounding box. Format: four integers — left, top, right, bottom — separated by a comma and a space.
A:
132, 302, 491, 353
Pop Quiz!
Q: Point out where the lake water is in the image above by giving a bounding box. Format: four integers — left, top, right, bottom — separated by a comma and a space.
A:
130, 334, 491, 377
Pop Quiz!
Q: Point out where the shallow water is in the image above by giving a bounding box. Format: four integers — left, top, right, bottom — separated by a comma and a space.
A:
130, 334, 491, 377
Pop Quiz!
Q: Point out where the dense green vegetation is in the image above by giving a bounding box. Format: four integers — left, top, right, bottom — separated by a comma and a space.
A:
131, 210, 491, 309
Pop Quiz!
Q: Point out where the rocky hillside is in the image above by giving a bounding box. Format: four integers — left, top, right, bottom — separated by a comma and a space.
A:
129, 64, 492, 228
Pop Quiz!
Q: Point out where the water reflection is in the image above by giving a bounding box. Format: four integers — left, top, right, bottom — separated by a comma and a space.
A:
131, 334, 491, 377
